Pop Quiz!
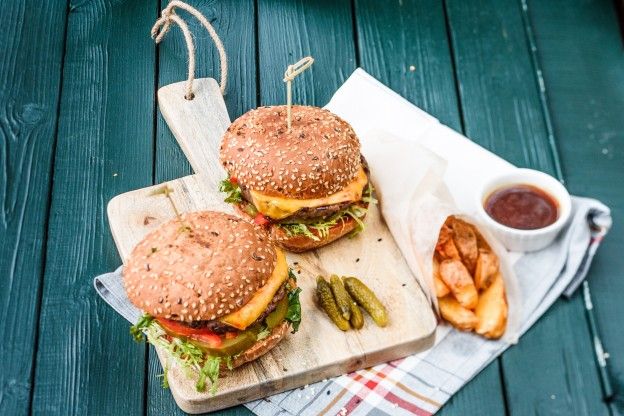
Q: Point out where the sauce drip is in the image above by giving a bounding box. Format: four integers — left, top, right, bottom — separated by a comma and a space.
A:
484, 184, 558, 230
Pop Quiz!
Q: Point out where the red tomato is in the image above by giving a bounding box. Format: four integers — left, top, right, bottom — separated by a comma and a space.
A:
189, 332, 223, 348
254, 212, 271, 226
229, 176, 238, 185
157, 318, 221, 347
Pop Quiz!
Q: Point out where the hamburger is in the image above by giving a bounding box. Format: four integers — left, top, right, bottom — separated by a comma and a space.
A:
219, 105, 374, 252
125, 211, 301, 393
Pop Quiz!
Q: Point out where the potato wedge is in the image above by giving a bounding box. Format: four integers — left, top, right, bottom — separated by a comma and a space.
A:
438, 296, 478, 331
449, 217, 478, 274
474, 249, 500, 290
439, 259, 478, 309
433, 259, 450, 297
475, 273, 508, 339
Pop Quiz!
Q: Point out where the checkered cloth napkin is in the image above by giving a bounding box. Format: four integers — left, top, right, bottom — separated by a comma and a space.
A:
95, 70, 611, 415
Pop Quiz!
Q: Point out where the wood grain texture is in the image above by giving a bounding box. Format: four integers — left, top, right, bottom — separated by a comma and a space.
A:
149, 1, 257, 414
355, 0, 462, 131
108, 173, 436, 414
354, 2, 508, 415
157, 79, 230, 174
0, 1, 67, 415
528, 0, 624, 412
445, 0, 609, 414
257, 0, 356, 107
29, 0, 157, 414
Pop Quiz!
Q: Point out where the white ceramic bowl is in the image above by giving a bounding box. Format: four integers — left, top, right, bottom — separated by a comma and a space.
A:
475, 168, 572, 252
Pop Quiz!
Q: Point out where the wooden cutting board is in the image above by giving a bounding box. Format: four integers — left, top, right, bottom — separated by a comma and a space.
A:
107, 78, 437, 414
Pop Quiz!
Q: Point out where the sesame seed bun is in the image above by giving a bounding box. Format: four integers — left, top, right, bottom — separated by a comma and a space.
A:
219, 105, 361, 199
123, 211, 277, 322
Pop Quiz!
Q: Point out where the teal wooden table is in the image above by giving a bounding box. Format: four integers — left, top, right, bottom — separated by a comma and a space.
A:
1, 1, 623, 415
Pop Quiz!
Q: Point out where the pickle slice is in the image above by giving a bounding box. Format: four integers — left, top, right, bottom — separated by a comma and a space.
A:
330, 275, 352, 320
265, 297, 288, 329
343, 277, 389, 327
317, 276, 350, 331
188, 330, 258, 357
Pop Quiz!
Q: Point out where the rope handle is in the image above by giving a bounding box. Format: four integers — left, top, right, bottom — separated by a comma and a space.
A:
151, 0, 228, 99
283, 56, 314, 131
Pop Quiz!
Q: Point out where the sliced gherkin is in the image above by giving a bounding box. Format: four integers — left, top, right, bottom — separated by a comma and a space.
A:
330, 274, 352, 320
343, 277, 388, 327
316, 276, 350, 331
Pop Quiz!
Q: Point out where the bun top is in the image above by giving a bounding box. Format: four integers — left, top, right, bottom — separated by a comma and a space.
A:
220, 105, 361, 199
123, 211, 277, 322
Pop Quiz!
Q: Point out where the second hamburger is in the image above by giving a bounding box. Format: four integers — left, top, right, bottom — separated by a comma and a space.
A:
219, 105, 374, 252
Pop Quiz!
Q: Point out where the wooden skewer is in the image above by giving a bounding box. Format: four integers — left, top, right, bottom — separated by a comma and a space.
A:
283, 56, 314, 131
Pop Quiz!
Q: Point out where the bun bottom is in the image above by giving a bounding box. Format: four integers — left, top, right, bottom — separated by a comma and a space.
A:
270, 215, 362, 253
224, 320, 291, 370
234, 203, 367, 253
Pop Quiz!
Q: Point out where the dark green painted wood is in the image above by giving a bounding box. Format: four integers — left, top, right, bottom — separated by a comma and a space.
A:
30, 0, 157, 414
149, 1, 256, 414
528, 0, 624, 413
445, 1, 609, 415
0, 1, 67, 415
354, 1, 507, 414
258, 0, 356, 107
355, 0, 462, 131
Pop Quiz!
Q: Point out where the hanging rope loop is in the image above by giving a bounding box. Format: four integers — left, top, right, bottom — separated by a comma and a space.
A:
283, 56, 314, 131
151, 0, 228, 99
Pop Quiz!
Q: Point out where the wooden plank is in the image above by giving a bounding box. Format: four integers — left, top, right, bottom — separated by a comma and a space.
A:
445, 0, 609, 414
257, 0, 356, 107
29, 1, 157, 414
527, 0, 624, 411
149, 1, 257, 414
108, 173, 436, 414
0, 1, 67, 415
354, 2, 508, 414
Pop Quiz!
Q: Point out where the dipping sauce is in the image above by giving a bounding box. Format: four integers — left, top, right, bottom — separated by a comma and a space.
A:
484, 184, 558, 230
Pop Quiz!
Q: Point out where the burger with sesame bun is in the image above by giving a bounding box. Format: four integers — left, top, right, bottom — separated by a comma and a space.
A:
125, 211, 301, 393
219, 105, 375, 253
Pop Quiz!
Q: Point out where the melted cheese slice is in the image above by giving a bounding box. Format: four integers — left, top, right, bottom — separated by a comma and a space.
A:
249, 167, 368, 220
219, 249, 289, 330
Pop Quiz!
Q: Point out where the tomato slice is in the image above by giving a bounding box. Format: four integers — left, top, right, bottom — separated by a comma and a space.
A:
254, 212, 271, 226
229, 176, 238, 185
189, 332, 222, 348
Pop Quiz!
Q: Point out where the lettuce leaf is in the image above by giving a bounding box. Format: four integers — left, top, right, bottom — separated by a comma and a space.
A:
219, 176, 242, 204
285, 287, 302, 333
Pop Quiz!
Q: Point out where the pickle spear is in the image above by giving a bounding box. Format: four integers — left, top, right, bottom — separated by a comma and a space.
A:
343, 277, 389, 327
330, 275, 352, 320
349, 301, 364, 329
316, 276, 350, 331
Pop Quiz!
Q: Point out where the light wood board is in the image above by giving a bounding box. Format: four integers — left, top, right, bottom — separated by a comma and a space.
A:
107, 79, 437, 414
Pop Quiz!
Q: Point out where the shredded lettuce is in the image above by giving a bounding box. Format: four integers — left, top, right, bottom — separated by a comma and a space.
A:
219, 176, 243, 204
278, 183, 376, 240
197, 356, 221, 394
132, 314, 225, 393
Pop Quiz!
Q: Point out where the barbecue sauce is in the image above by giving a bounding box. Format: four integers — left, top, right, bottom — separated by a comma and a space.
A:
484, 184, 558, 230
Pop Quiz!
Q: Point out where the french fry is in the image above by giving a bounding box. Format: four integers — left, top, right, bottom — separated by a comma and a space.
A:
439, 259, 478, 309
475, 273, 508, 339
449, 217, 478, 274
433, 259, 450, 297
474, 249, 500, 290
438, 296, 478, 331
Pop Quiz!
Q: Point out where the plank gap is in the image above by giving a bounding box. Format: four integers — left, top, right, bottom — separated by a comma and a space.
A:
26, 0, 72, 414
441, 0, 467, 133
